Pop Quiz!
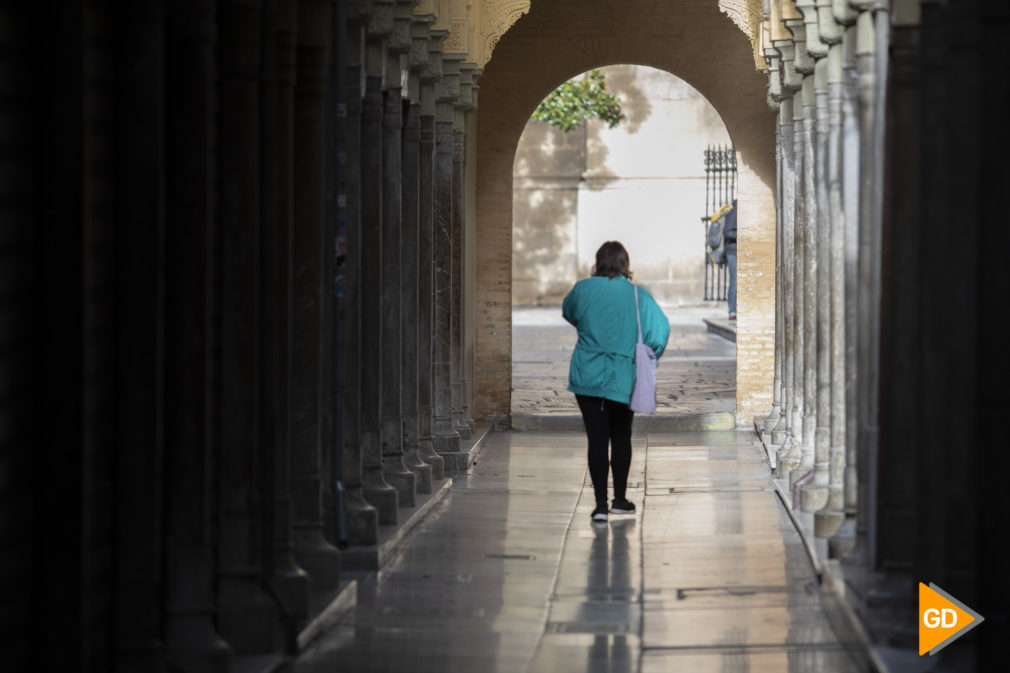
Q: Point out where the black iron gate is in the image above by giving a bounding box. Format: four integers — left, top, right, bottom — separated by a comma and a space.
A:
702, 144, 737, 301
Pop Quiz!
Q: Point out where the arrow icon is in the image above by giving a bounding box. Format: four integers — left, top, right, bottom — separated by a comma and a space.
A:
919, 582, 985, 656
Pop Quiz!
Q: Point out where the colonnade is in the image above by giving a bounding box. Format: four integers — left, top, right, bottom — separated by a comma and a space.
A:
2, 1, 482, 670
756, 2, 1007, 665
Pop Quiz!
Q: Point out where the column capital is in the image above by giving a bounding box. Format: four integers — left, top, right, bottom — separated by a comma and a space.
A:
774, 39, 804, 92
388, 0, 417, 53
786, 20, 815, 74
408, 14, 435, 72
816, 0, 844, 45
796, 0, 830, 58
421, 28, 449, 83
367, 0, 395, 40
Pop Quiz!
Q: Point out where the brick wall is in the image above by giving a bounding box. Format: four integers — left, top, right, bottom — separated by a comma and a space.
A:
475, 0, 776, 422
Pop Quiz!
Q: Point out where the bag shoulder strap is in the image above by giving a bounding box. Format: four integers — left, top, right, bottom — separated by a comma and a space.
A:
634, 284, 643, 345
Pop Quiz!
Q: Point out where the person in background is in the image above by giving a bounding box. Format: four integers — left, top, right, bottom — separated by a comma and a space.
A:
724, 199, 737, 320
562, 241, 670, 523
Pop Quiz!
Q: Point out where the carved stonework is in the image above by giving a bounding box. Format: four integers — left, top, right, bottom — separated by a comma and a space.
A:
479, 0, 530, 68
445, 18, 468, 52
719, 0, 766, 69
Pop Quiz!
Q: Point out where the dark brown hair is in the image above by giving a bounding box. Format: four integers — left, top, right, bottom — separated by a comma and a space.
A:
592, 241, 632, 279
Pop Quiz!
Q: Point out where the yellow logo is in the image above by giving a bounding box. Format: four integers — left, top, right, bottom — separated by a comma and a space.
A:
918, 582, 984, 656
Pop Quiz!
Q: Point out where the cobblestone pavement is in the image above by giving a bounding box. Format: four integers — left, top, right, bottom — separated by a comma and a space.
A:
511, 305, 736, 417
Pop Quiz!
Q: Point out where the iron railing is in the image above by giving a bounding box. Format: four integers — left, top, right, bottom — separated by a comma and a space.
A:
702, 144, 737, 301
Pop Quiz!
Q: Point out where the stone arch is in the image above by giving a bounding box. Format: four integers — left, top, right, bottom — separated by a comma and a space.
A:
474, 0, 777, 423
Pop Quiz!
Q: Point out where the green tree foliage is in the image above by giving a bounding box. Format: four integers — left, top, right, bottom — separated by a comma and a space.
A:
530, 69, 625, 132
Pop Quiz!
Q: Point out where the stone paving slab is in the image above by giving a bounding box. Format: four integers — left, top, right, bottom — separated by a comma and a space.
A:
284, 429, 873, 673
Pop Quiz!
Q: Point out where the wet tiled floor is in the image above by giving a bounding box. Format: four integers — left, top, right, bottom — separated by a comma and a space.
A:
284, 430, 872, 673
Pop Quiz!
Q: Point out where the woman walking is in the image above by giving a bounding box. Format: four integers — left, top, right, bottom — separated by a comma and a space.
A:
563, 241, 670, 523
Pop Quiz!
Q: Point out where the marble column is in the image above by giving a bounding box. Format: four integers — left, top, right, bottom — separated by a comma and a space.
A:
163, 0, 232, 668
378, 4, 417, 508
217, 0, 281, 651
773, 96, 795, 451
829, 22, 861, 559
778, 81, 806, 477
399, 14, 435, 495
802, 56, 830, 512
261, 0, 311, 640
762, 48, 784, 441
432, 53, 462, 455
360, 5, 400, 525
341, 15, 380, 546
449, 68, 471, 440
815, 40, 849, 537
453, 63, 477, 437
841, 7, 884, 569
790, 72, 818, 491
290, 0, 341, 588
773, 36, 802, 453
417, 29, 448, 478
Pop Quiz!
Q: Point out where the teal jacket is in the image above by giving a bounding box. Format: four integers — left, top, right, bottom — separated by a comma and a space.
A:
562, 276, 670, 404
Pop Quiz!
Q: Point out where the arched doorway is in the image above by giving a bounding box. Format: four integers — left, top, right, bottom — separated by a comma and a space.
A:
509, 64, 739, 426
473, 0, 777, 424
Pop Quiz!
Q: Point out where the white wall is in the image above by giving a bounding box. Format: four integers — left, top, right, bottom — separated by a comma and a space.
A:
513, 64, 732, 306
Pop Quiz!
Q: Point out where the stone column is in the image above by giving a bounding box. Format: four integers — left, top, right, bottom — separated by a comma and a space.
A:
454, 63, 477, 437
778, 17, 810, 476
114, 3, 166, 668
790, 71, 818, 490
816, 39, 849, 537
432, 52, 462, 455
341, 10, 380, 546
449, 63, 472, 440
767, 103, 783, 440
261, 0, 311, 640
773, 96, 795, 450
829, 21, 860, 558
841, 6, 884, 569
778, 76, 806, 477
399, 13, 435, 495
378, 2, 417, 508
802, 56, 830, 512
217, 0, 281, 651
290, 0, 341, 587
163, 1, 232, 668
417, 29, 448, 478
360, 3, 399, 525
773, 35, 802, 452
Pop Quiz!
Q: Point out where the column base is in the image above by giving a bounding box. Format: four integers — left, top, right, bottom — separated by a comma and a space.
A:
431, 418, 461, 453
451, 408, 472, 440
799, 483, 828, 512
268, 555, 310, 646
774, 437, 798, 478
814, 507, 846, 538
763, 402, 781, 433
403, 445, 433, 494
830, 516, 858, 559
292, 527, 341, 591
418, 438, 445, 480
362, 467, 399, 526
344, 486, 379, 547
166, 615, 232, 673
217, 575, 281, 654
382, 456, 417, 508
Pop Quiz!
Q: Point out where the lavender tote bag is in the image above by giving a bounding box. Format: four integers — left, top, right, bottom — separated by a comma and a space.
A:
630, 285, 657, 414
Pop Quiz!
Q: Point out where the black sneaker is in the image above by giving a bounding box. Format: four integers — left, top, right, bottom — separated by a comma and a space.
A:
591, 505, 609, 522
610, 498, 636, 514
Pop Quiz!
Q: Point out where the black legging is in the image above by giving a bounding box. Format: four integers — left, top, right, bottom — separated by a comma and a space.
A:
576, 394, 634, 507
